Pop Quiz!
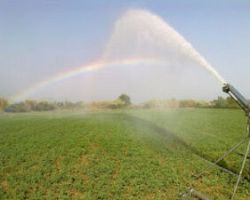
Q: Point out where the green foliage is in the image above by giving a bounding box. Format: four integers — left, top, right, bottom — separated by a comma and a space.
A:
226, 97, 239, 108
87, 101, 114, 110
212, 96, 240, 109
212, 96, 227, 108
0, 109, 249, 199
142, 100, 158, 109
4, 100, 85, 112
34, 101, 56, 111
118, 94, 131, 106
2, 95, 242, 113
4, 102, 31, 112
142, 99, 179, 109
108, 99, 126, 109
5, 101, 56, 112
55, 101, 85, 110
86, 97, 130, 110
179, 99, 197, 108
141, 97, 241, 109
0, 97, 8, 111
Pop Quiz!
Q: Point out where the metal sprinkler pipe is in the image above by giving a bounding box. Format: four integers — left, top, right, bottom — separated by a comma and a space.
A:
222, 83, 250, 116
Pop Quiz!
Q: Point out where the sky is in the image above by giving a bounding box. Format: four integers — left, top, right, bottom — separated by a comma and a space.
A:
0, 0, 250, 103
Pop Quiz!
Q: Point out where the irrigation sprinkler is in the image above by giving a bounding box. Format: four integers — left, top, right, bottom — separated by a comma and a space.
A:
223, 84, 250, 115
182, 83, 250, 200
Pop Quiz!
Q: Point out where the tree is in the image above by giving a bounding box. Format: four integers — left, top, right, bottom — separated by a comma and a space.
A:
0, 97, 8, 110
118, 94, 131, 106
212, 96, 227, 108
108, 99, 125, 109
179, 99, 197, 108
25, 100, 37, 110
34, 101, 55, 111
226, 97, 239, 109
5, 102, 30, 112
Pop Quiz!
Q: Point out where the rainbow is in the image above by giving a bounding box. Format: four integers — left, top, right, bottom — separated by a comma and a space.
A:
10, 57, 167, 103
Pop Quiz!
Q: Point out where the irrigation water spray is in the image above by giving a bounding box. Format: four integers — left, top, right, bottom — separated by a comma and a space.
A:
12, 9, 226, 102
104, 9, 226, 84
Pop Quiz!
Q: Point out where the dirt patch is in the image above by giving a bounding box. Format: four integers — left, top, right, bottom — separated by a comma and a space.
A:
78, 154, 90, 166
0, 180, 9, 192
112, 161, 120, 179
54, 156, 63, 171
89, 143, 100, 151
70, 189, 85, 199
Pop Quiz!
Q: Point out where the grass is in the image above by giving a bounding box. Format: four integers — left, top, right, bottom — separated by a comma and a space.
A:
0, 109, 249, 199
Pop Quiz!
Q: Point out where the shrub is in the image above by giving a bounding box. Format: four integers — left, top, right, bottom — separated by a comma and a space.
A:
118, 94, 131, 106
0, 97, 8, 110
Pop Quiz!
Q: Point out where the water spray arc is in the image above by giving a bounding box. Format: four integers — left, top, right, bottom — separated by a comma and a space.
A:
11, 9, 226, 102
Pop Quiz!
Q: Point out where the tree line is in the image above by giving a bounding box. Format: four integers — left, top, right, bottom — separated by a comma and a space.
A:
0, 94, 131, 112
0, 95, 245, 112
141, 96, 241, 109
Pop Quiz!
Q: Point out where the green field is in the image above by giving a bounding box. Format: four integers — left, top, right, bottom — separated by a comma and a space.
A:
0, 109, 250, 199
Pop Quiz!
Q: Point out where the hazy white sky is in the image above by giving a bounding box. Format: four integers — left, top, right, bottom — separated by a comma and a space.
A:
0, 0, 249, 103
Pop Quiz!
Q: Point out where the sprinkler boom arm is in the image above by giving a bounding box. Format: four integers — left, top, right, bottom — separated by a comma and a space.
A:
222, 83, 250, 115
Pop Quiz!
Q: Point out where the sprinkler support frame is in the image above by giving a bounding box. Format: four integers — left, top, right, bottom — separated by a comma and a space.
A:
222, 83, 250, 199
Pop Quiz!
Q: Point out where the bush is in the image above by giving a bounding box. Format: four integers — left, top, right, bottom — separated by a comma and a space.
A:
118, 94, 131, 106
0, 97, 8, 111
86, 101, 111, 110
211, 96, 240, 109
34, 101, 56, 111
5, 102, 31, 112
108, 99, 126, 109
5, 101, 56, 112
